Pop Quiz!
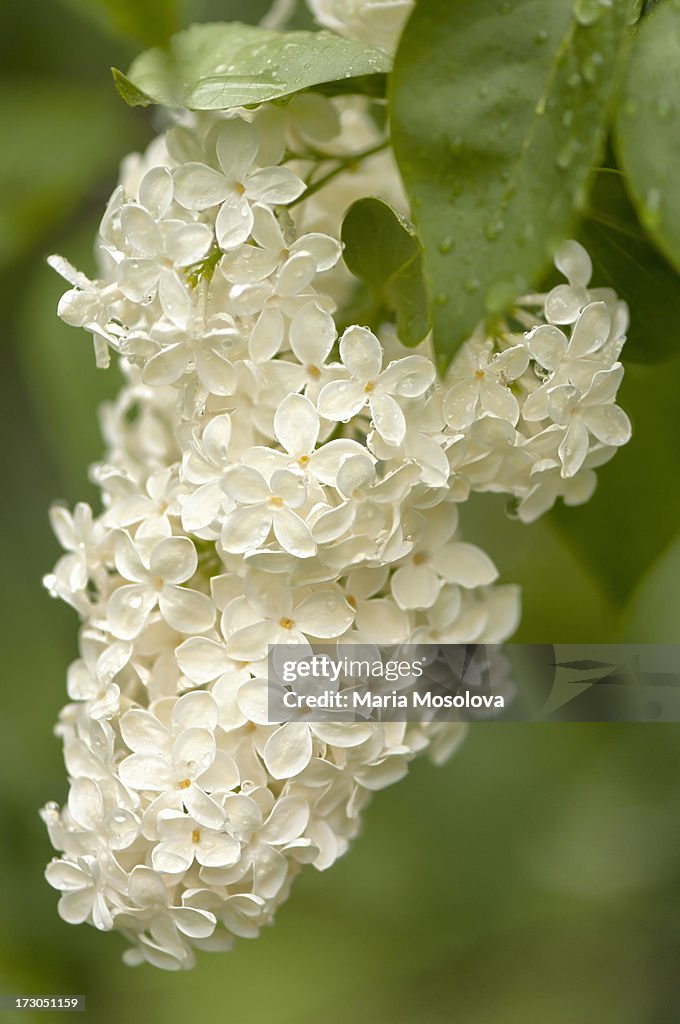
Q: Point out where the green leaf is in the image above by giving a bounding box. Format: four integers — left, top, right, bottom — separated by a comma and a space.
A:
113, 22, 391, 109
341, 198, 430, 347
390, 0, 632, 371
62, 0, 180, 46
0, 81, 147, 273
615, 0, 680, 275
578, 165, 680, 362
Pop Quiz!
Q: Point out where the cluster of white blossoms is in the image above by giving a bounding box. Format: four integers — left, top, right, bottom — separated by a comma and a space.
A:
41, 66, 631, 968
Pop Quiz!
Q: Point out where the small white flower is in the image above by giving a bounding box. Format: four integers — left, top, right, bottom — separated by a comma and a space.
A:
221, 466, 316, 557
107, 534, 215, 639
547, 364, 632, 477
317, 326, 434, 445
173, 118, 305, 250
443, 341, 529, 430
152, 810, 241, 874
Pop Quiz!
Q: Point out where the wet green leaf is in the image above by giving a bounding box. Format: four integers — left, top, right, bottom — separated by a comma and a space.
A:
390, 0, 632, 371
616, 0, 680, 274
578, 165, 680, 362
113, 22, 391, 109
341, 198, 430, 346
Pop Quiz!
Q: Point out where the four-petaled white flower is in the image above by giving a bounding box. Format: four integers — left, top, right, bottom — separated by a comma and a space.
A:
220, 466, 316, 557
173, 118, 305, 250
318, 326, 435, 445
107, 535, 215, 639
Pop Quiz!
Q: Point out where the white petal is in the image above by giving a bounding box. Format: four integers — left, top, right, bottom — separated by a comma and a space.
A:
159, 269, 192, 329
173, 728, 216, 778
263, 723, 313, 779
159, 586, 216, 633
273, 508, 316, 558
226, 620, 277, 662
290, 232, 342, 271
166, 222, 213, 266
443, 381, 478, 429
68, 778, 104, 830
249, 306, 284, 362
176, 637, 231, 684
216, 117, 258, 182
150, 536, 197, 584
222, 465, 269, 504
290, 300, 336, 365
528, 324, 566, 370
276, 251, 316, 295
263, 796, 309, 844
558, 417, 590, 477
114, 532, 149, 583
339, 325, 382, 381
545, 283, 583, 324
196, 833, 241, 868
139, 166, 173, 219
216, 194, 253, 250
378, 355, 435, 397
317, 378, 366, 421
195, 349, 236, 395
252, 845, 288, 899
119, 753, 172, 791
355, 597, 410, 644
270, 469, 306, 507
370, 392, 406, 446
182, 787, 225, 830
246, 166, 306, 204
45, 859, 87, 891
172, 906, 217, 939
275, 393, 319, 457
391, 563, 441, 609
174, 162, 230, 210
221, 506, 272, 553
197, 749, 240, 793
570, 301, 610, 357
479, 380, 519, 424
310, 439, 366, 486
336, 453, 375, 497
107, 584, 156, 640
172, 691, 219, 732
121, 205, 161, 257
581, 404, 631, 447
121, 708, 170, 753
118, 258, 160, 302
142, 343, 190, 386
152, 839, 193, 874
294, 589, 354, 637
437, 542, 498, 587
555, 239, 592, 288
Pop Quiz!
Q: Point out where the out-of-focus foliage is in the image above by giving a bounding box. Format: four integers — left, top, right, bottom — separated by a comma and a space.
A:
0, 2, 678, 1021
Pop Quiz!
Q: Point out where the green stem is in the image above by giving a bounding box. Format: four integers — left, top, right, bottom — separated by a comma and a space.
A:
288, 142, 389, 208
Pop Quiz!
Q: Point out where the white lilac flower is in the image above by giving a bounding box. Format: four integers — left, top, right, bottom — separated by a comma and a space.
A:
317, 325, 435, 445
173, 118, 305, 250
42, 89, 631, 970
306, 0, 414, 51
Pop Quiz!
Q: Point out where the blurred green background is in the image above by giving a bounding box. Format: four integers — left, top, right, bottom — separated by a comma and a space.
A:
1, 2, 678, 1022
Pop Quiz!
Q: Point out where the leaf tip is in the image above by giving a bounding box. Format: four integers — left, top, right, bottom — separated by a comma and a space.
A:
112, 67, 151, 108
